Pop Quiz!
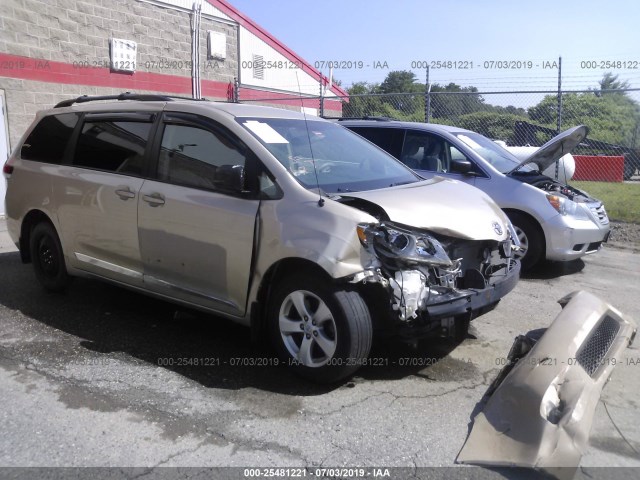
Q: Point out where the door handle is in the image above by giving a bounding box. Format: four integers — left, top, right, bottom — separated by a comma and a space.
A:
115, 188, 136, 200
142, 193, 165, 207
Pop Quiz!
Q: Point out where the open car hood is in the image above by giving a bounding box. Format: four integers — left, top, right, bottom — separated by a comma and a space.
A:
457, 290, 636, 477
340, 176, 510, 242
507, 125, 588, 175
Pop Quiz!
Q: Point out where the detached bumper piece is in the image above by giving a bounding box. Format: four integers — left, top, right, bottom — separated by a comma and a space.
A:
457, 291, 636, 476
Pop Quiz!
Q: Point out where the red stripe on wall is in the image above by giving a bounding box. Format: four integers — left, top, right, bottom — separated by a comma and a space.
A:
0, 53, 231, 97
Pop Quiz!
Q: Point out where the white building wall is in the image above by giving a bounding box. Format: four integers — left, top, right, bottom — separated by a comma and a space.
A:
239, 28, 334, 97
139, 0, 234, 21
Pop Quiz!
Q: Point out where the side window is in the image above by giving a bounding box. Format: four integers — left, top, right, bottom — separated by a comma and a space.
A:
401, 131, 450, 173
73, 120, 152, 175
347, 127, 403, 158
157, 123, 247, 192
21, 113, 79, 164
447, 144, 484, 176
449, 145, 466, 161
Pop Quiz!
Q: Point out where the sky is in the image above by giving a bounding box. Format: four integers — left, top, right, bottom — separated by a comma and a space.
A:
228, 0, 640, 97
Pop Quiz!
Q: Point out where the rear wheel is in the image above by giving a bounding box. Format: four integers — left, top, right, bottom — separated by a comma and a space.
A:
507, 212, 543, 271
29, 222, 71, 292
269, 275, 372, 383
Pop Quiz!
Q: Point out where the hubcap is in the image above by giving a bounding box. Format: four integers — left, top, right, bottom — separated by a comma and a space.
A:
279, 290, 337, 367
513, 226, 529, 260
38, 237, 58, 276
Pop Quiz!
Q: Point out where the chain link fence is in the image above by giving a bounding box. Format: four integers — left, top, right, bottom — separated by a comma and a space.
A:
240, 89, 640, 183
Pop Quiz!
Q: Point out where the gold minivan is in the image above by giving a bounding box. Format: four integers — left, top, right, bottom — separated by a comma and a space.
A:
3, 93, 519, 382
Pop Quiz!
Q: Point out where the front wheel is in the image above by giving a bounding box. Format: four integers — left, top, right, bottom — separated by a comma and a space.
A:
268, 275, 372, 383
29, 222, 71, 292
507, 212, 543, 271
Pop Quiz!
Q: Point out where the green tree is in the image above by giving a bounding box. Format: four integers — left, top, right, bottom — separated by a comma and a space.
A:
457, 111, 530, 144
598, 72, 630, 94
528, 92, 639, 146
379, 71, 424, 94
430, 83, 489, 122
343, 82, 384, 117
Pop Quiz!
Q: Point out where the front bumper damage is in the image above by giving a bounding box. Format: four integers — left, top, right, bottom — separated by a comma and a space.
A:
352, 221, 520, 327
457, 290, 637, 475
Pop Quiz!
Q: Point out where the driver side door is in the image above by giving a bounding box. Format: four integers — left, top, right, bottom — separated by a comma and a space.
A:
138, 112, 260, 316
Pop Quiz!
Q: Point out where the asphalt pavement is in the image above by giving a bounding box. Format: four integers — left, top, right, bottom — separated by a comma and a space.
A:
0, 219, 638, 479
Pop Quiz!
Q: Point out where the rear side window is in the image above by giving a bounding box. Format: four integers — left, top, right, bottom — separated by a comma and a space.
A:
21, 113, 79, 164
346, 126, 404, 159
73, 120, 152, 175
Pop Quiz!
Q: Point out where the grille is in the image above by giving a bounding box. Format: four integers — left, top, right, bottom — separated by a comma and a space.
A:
586, 241, 602, 252
589, 204, 610, 225
576, 315, 620, 376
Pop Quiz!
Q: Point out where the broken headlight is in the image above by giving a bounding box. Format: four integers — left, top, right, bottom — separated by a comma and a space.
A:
356, 222, 453, 268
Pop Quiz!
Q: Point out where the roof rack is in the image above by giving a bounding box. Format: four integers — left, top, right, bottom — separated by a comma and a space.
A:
322, 116, 393, 122
54, 92, 208, 108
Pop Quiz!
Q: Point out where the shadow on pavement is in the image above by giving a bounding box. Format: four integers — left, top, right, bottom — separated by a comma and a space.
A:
0, 251, 467, 394
522, 258, 585, 280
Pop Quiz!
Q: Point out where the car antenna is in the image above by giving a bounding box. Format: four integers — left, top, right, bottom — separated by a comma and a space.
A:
295, 70, 324, 207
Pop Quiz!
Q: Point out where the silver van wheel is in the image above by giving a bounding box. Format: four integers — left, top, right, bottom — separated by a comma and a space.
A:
513, 225, 529, 260
279, 290, 337, 367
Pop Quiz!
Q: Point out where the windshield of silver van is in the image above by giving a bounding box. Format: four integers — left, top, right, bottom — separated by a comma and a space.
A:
239, 118, 419, 193
455, 132, 534, 174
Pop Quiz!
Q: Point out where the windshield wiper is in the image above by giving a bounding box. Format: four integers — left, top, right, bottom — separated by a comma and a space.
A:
389, 180, 415, 187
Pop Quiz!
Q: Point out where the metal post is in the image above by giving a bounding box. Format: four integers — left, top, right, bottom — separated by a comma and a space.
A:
555, 56, 562, 180
425, 66, 431, 123
319, 78, 324, 117
233, 76, 239, 103
556, 56, 562, 133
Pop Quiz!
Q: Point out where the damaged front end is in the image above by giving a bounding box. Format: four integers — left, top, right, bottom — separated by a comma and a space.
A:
457, 290, 637, 475
350, 221, 520, 334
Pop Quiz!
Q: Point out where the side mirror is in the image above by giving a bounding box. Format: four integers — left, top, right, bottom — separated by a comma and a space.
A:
450, 158, 473, 175
215, 164, 246, 193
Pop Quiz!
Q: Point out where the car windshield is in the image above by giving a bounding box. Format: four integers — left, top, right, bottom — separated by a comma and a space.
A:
238, 117, 419, 193
455, 132, 533, 173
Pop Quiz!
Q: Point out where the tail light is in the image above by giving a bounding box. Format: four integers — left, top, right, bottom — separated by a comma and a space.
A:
3, 158, 14, 176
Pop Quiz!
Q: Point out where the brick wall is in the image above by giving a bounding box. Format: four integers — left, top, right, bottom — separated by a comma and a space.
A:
0, 0, 239, 148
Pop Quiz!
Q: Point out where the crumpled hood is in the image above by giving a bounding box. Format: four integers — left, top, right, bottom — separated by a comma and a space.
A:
508, 125, 588, 174
340, 176, 510, 241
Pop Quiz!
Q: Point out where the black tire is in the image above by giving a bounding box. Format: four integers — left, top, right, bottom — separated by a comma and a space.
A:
507, 212, 543, 271
29, 222, 71, 292
268, 274, 372, 383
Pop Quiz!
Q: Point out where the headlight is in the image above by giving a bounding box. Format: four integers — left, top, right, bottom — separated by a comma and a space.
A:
546, 195, 590, 220
357, 222, 453, 267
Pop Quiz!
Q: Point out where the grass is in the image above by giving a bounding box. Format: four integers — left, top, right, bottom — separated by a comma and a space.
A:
571, 181, 640, 223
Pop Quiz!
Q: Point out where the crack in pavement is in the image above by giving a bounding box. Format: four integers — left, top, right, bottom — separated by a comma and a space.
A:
385, 381, 488, 408
300, 370, 494, 418
602, 400, 640, 457
0, 349, 305, 463
146, 438, 210, 470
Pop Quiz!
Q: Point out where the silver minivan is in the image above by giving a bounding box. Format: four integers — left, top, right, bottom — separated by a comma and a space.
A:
341, 120, 610, 270
3, 94, 519, 382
